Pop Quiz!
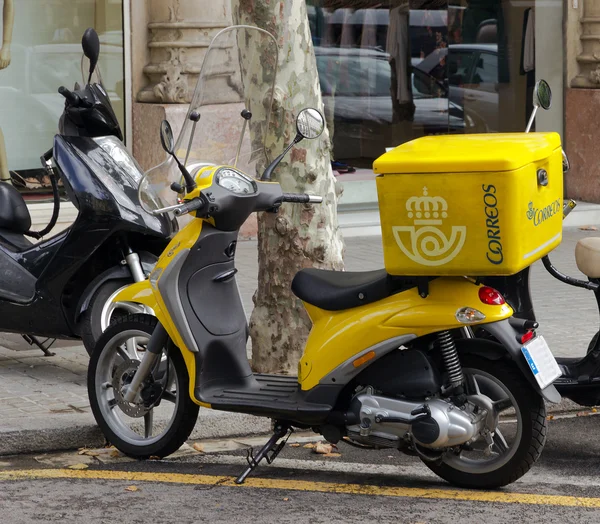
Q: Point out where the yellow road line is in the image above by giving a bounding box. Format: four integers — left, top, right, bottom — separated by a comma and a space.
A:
0, 468, 598, 508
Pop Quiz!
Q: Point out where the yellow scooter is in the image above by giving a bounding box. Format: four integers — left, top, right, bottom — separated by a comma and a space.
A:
87, 26, 561, 489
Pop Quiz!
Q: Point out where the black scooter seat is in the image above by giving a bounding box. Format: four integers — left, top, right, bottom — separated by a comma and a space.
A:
0, 228, 33, 251
291, 268, 419, 311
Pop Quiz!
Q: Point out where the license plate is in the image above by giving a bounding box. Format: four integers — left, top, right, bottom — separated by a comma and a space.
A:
521, 336, 562, 390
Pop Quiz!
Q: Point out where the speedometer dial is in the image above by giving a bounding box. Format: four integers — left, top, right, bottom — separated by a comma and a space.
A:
216, 168, 257, 195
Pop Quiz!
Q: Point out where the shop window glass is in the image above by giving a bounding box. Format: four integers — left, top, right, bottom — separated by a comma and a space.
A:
308, 1, 563, 181
472, 52, 498, 88
0, 0, 124, 200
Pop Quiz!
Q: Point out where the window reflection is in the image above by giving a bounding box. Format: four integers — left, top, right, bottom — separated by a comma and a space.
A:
0, 0, 124, 200
308, 1, 550, 177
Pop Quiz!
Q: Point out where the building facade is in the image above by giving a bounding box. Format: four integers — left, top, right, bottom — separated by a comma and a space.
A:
1, 0, 598, 228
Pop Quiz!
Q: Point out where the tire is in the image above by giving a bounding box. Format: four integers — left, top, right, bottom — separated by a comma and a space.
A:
81, 279, 139, 356
423, 354, 547, 489
88, 314, 199, 459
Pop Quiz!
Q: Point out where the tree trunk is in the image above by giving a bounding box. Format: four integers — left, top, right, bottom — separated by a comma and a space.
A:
232, 0, 345, 374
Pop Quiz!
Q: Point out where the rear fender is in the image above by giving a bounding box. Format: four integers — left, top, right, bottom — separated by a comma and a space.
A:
465, 320, 561, 403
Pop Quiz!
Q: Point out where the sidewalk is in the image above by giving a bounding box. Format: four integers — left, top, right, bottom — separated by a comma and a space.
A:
0, 228, 597, 455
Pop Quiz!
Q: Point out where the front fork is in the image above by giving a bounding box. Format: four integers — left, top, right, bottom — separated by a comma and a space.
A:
123, 323, 168, 402
120, 247, 160, 403
124, 250, 147, 283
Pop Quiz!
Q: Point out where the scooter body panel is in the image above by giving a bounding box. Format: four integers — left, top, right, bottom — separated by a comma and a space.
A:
113, 220, 208, 405
299, 278, 513, 390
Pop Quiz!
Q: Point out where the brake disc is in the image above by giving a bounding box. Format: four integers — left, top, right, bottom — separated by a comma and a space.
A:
112, 359, 151, 418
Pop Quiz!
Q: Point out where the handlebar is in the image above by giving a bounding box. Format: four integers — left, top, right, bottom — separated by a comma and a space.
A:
58, 86, 81, 106
173, 197, 205, 216
281, 193, 323, 204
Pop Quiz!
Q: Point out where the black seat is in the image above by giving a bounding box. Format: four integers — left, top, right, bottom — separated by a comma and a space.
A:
291, 268, 420, 311
0, 183, 33, 251
0, 183, 31, 233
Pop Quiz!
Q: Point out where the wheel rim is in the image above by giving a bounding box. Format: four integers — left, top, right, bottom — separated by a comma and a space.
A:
94, 329, 181, 447
440, 367, 522, 474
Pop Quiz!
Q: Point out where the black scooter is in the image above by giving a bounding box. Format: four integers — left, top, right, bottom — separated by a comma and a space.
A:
482, 80, 600, 406
0, 28, 173, 356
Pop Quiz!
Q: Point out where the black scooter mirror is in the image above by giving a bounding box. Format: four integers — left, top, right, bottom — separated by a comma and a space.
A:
296, 108, 325, 140
82, 28, 100, 83
534, 79, 552, 110
159, 119, 196, 192
160, 120, 175, 154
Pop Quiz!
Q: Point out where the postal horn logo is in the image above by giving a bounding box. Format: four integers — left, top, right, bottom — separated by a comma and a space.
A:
392, 187, 467, 266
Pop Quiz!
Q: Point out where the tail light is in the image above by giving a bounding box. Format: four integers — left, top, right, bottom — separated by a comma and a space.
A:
520, 330, 535, 344
478, 286, 506, 306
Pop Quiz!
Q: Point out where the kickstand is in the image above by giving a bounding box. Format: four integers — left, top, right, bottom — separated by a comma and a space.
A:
22, 334, 56, 357
235, 423, 292, 484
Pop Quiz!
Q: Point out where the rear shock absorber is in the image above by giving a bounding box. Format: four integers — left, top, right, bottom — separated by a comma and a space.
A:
437, 330, 464, 391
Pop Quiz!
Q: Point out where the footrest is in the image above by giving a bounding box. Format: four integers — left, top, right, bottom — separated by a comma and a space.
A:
196, 373, 331, 423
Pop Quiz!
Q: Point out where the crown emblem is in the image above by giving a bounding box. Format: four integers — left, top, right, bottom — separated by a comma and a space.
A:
406, 187, 448, 225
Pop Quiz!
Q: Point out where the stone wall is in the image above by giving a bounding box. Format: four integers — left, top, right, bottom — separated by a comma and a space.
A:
565, 0, 600, 202
130, 0, 260, 237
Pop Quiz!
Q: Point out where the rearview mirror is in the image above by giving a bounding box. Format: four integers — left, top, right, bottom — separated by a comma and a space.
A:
296, 108, 325, 140
534, 79, 552, 110
525, 79, 552, 132
82, 28, 100, 82
159, 120, 174, 154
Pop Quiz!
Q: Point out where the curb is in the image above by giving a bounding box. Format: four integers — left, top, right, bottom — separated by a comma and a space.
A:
0, 397, 588, 457
0, 410, 272, 457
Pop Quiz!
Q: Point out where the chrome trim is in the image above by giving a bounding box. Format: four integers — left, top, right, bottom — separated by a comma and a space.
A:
125, 252, 146, 283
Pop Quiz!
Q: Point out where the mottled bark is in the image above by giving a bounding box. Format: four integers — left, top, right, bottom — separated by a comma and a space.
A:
232, 0, 345, 374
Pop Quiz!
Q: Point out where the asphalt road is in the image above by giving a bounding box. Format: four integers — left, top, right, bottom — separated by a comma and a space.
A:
2, 413, 600, 523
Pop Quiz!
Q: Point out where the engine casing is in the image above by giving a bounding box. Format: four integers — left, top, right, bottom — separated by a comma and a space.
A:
346, 390, 485, 449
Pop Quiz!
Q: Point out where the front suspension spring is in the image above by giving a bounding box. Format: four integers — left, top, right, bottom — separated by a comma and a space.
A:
437, 330, 464, 388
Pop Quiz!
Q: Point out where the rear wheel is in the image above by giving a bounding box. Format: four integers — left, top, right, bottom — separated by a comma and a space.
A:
423, 355, 546, 489
88, 314, 199, 458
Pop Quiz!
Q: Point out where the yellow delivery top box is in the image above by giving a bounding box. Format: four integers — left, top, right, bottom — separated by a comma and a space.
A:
373, 133, 563, 276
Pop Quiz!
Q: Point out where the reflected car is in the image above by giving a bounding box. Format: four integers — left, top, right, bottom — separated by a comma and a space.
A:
315, 46, 468, 162
416, 44, 499, 132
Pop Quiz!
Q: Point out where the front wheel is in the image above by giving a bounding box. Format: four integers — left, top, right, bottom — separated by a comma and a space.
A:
88, 314, 199, 459
423, 354, 547, 489
80, 279, 149, 356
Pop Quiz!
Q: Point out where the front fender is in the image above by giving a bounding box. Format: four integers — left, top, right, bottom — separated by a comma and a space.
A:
75, 265, 131, 321
75, 251, 158, 320
113, 280, 199, 403
112, 280, 160, 313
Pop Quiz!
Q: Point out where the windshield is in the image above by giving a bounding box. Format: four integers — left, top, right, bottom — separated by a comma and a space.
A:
138, 25, 278, 214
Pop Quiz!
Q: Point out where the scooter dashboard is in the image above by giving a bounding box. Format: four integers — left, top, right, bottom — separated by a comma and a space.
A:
215, 168, 257, 195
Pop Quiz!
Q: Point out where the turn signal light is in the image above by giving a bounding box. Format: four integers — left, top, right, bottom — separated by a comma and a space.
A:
478, 286, 506, 306
456, 307, 486, 324
353, 350, 376, 368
